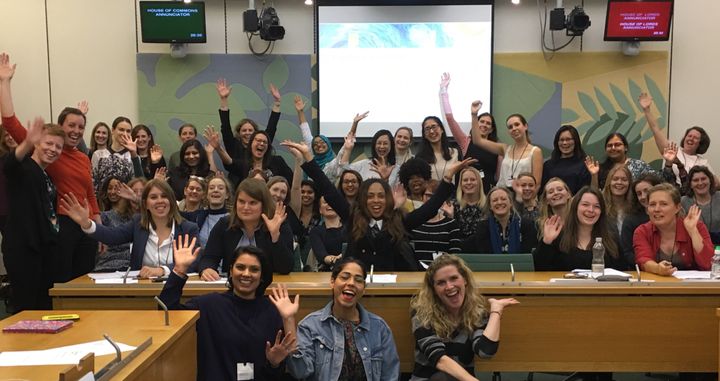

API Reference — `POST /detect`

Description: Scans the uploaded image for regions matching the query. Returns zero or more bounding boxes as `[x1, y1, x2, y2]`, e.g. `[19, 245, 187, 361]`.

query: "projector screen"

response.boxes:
[317, 1, 494, 139]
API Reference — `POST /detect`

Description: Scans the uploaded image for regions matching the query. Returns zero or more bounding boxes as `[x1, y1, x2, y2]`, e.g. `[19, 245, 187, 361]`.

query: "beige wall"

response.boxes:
[0, 0, 714, 169]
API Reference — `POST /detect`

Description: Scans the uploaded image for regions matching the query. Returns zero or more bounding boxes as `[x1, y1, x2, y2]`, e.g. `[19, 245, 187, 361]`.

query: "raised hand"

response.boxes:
[392, 182, 407, 210]
[439, 72, 451, 90]
[683, 205, 702, 233]
[59, 192, 91, 229]
[265, 330, 297, 367]
[216, 78, 232, 99]
[638, 92, 653, 111]
[353, 111, 369, 124]
[446, 157, 479, 179]
[150, 144, 164, 164]
[370, 159, 395, 181]
[662, 141, 678, 164]
[584, 155, 599, 176]
[117, 182, 140, 204]
[280, 140, 313, 162]
[542, 214, 563, 244]
[154, 166, 168, 181]
[0, 53, 17, 82]
[487, 297, 520, 314]
[294, 95, 305, 112]
[441, 201, 455, 218]
[24, 116, 46, 146]
[269, 283, 300, 320]
[471, 100, 483, 115]
[269, 83, 281, 102]
[343, 132, 356, 151]
[118, 133, 137, 155]
[262, 201, 288, 242]
[76, 100, 90, 115]
[172, 234, 200, 275]
[203, 126, 220, 150]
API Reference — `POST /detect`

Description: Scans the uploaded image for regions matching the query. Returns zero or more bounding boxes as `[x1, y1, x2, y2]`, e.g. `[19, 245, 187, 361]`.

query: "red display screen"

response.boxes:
[604, 1, 673, 41]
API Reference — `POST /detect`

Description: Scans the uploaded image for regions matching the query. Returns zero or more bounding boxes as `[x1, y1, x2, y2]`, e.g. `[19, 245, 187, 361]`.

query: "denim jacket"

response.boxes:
[287, 301, 400, 381]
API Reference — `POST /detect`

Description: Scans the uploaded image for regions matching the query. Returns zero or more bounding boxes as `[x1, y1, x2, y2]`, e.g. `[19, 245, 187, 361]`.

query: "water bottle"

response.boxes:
[711, 246, 720, 279]
[591, 237, 605, 278]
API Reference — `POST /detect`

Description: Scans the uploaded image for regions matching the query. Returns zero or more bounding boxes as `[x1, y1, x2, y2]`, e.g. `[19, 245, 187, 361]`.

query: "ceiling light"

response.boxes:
[305, 0, 313, 5]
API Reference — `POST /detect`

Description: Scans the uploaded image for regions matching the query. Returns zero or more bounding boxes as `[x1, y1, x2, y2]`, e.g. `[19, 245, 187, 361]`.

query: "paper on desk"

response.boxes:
[572, 268, 632, 278]
[88, 270, 141, 280]
[0, 339, 136, 367]
[186, 278, 228, 284]
[366, 274, 397, 283]
[94, 278, 138, 284]
[673, 270, 712, 280]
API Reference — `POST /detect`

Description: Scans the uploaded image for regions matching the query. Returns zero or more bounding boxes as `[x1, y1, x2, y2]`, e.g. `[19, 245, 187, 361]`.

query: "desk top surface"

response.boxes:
[0, 310, 199, 380]
[50, 271, 720, 297]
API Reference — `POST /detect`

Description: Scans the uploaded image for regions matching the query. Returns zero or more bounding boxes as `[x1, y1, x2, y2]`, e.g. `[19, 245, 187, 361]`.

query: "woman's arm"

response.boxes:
[530, 146, 543, 193]
[266, 84, 282, 144]
[438, 73, 470, 155]
[158, 236, 201, 309]
[470, 101, 506, 156]
[294, 95, 314, 147]
[684, 206, 714, 270]
[638, 93, 668, 155]
[216, 79, 239, 158]
[289, 153, 303, 217]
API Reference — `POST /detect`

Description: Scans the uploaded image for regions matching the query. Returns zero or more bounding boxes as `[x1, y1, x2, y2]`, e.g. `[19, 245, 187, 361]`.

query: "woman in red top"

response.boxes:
[633, 183, 713, 276]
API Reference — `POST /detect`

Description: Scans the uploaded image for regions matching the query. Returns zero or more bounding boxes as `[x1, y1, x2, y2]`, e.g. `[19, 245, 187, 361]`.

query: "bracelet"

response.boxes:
[489, 311, 502, 318]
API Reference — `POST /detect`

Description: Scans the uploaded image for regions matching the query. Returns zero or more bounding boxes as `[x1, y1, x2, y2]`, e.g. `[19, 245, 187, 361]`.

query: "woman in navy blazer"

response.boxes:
[61, 179, 198, 278]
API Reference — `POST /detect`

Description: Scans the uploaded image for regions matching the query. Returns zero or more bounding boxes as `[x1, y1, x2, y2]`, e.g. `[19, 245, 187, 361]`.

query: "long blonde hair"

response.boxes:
[537, 177, 572, 238]
[456, 167, 486, 210]
[410, 255, 487, 339]
[601, 165, 632, 221]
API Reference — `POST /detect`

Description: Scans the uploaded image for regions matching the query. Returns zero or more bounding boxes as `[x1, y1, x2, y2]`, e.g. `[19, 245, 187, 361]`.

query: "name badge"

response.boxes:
[237, 362, 254, 380]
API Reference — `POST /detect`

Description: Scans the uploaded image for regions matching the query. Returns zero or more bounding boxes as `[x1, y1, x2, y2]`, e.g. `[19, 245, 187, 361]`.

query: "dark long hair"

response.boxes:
[558, 186, 619, 258]
[475, 112, 498, 142]
[178, 139, 211, 177]
[132, 124, 155, 154]
[417, 116, 452, 163]
[337, 169, 363, 199]
[629, 173, 662, 214]
[244, 130, 274, 169]
[550, 125, 586, 161]
[370, 129, 396, 165]
[301, 179, 321, 219]
[351, 179, 405, 243]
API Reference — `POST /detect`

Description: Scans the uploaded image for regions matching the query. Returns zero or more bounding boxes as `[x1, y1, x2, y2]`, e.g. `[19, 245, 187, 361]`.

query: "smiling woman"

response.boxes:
[287, 257, 400, 381]
[541, 125, 590, 194]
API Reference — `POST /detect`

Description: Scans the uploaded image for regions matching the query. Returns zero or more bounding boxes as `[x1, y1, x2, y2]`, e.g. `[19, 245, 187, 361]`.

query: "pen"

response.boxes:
[122, 266, 131, 284]
[369, 265, 374, 283]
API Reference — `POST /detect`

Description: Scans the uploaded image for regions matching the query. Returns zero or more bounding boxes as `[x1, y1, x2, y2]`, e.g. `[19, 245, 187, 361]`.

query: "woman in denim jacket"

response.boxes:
[286, 257, 400, 380]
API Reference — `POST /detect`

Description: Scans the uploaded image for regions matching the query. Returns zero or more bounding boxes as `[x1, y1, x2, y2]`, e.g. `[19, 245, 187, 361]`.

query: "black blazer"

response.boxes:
[198, 216, 293, 275]
[301, 159, 454, 271]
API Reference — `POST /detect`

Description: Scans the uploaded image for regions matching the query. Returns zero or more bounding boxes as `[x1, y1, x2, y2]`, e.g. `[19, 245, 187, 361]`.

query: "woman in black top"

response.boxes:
[224, 130, 293, 185]
[131, 124, 166, 179]
[283, 140, 476, 271]
[541, 125, 591, 194]
[534, 186, 626, 271]
[167, 139, 213, 201]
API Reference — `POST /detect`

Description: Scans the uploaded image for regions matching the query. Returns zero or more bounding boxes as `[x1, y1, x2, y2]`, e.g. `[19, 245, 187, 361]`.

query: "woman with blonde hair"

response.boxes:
[410, 254, 518, 381]
[602, 165, 632, 233]
[537, 177, 573, 237]
[451, 167, 487, 239]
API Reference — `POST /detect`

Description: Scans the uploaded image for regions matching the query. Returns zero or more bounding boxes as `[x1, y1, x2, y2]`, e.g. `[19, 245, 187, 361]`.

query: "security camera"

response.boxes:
[549, 5, 591, 36]
[243, 6, 285, 41]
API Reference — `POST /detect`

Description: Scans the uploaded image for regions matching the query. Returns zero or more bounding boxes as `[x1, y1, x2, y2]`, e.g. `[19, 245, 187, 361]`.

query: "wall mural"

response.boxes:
[138, 51, 669, 169]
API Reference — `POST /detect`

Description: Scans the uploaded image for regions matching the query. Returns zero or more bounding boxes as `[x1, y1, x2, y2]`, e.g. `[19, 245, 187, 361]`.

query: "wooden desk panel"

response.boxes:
[50, 272, 720, 373]
[0, 310, 198, 380]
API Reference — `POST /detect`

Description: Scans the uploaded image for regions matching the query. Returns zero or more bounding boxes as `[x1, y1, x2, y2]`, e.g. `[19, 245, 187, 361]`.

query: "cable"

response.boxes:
[247, 32, 273, 57]
[537, 0, 578, 60]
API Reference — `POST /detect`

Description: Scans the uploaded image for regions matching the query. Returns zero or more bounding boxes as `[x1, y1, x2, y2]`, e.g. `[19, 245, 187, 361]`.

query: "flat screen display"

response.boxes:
[140, 1, 207, 43]
[316, 1, 493, 139]
[604, 0, 673, 41]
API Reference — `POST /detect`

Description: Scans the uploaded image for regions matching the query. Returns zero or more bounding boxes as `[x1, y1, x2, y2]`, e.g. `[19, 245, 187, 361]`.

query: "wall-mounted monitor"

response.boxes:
[604, 0, 673, 41]
[316, 0, 494, 139]
[139, 1, 207, 43]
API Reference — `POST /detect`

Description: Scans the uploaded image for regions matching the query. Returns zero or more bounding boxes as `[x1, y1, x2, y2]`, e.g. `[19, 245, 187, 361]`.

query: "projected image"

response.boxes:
[317, 5, 493, 139]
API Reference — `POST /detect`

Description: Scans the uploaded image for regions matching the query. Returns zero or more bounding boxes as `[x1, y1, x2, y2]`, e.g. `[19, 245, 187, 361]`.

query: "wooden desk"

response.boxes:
[51, 272, 720, 373]
[0, 310, 198, 380]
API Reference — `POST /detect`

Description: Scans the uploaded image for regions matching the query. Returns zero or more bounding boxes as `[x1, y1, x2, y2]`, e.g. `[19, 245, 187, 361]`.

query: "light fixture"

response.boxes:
[511, 0, 520, 4]
[305, 0, 313, 5]
[183, 0, 191, 3]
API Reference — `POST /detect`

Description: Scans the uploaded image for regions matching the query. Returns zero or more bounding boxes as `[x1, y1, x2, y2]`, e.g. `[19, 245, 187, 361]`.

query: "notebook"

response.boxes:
[3, 320, 74, 334]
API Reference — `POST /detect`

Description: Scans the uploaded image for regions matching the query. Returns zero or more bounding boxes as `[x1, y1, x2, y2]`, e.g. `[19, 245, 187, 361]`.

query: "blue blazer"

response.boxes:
[90, 215, 199, 270]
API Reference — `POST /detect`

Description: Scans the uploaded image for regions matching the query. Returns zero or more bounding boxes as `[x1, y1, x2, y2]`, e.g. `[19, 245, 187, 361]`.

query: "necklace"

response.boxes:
[433, 149, 450, 181]
[509, 144, 529, 180]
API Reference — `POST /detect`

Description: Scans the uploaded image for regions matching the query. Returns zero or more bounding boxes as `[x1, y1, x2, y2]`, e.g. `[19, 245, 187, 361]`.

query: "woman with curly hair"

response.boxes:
[410, 254, 518, 381]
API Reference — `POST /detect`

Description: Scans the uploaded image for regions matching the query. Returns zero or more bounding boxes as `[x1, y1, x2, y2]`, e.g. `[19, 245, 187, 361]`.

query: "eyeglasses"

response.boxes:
[423, 124, 441, 133]
[606, 142, 624, 149]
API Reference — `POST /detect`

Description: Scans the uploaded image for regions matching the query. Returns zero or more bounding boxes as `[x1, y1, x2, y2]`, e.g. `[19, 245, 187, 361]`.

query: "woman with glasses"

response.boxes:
[338, 169, 362, 207]
[593, 133, 656, 190]
[438, 72, 500, 193]
[634, 183, 713, 275]
[178, 176, 206, 213]
[415, 116, 460, 184]
[541, 125, 591, 194]
[472, 107, 543, 192]
[61, 179, 199, 278]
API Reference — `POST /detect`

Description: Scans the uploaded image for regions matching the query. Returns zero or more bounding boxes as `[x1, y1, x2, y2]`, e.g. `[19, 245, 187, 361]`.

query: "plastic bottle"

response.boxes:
[711, 246, 720, 279]
[591, 237, 605, 278]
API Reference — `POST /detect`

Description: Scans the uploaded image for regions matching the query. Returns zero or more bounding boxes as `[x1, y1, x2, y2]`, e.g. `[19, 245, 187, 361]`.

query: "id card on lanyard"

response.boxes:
[237, 362, 254, 380]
